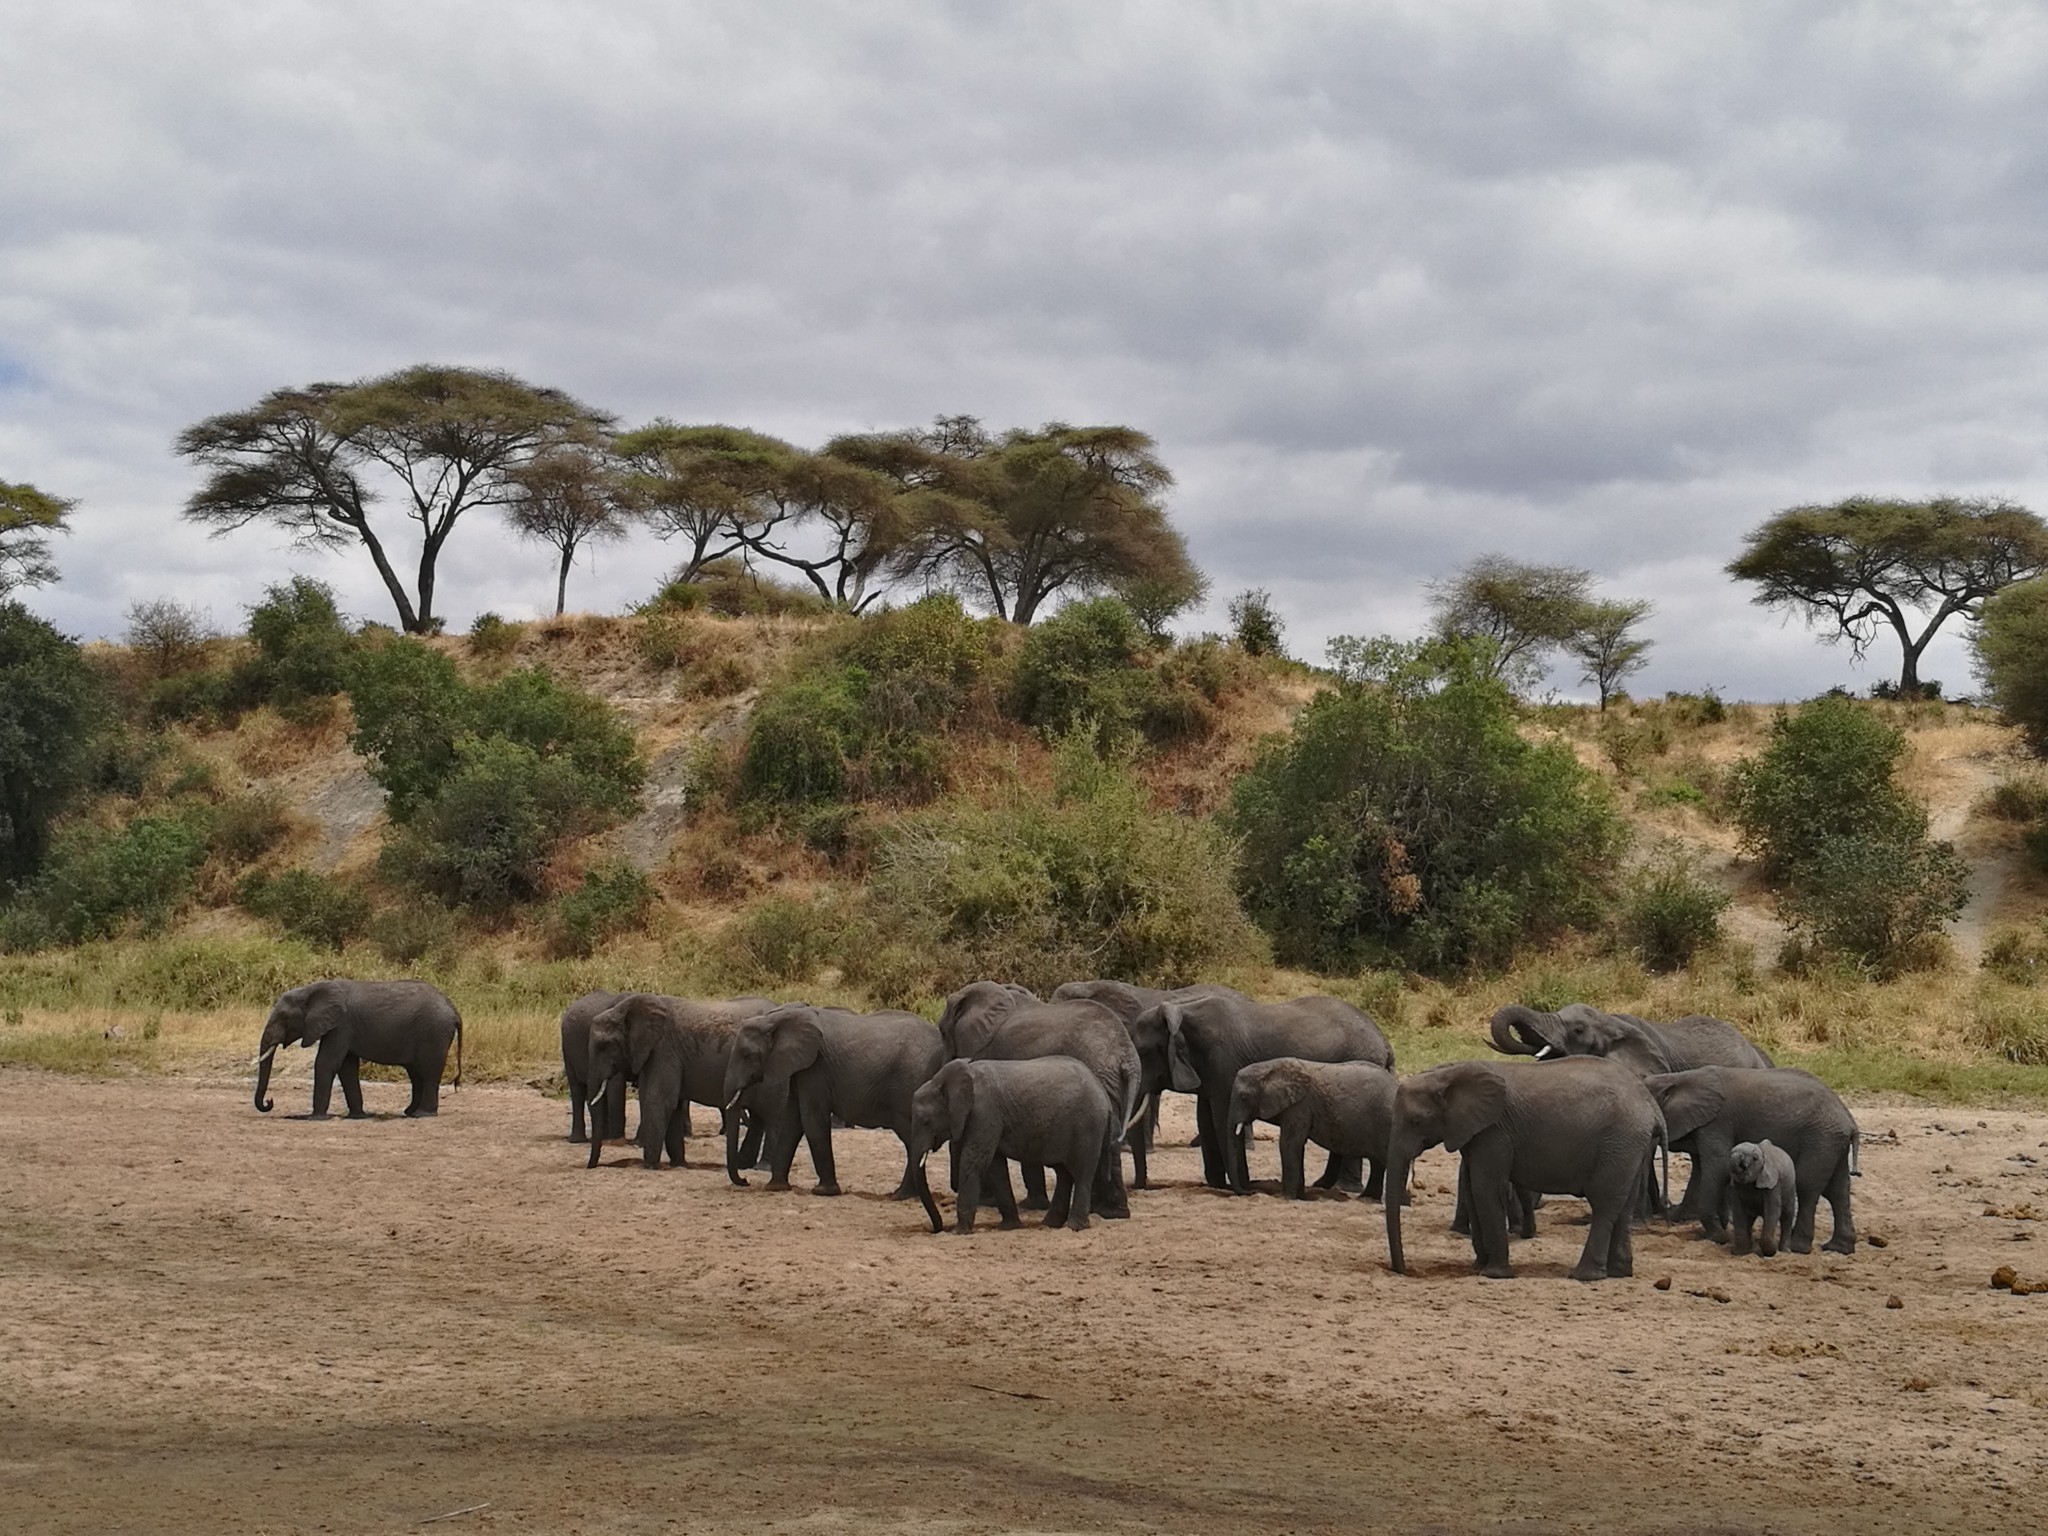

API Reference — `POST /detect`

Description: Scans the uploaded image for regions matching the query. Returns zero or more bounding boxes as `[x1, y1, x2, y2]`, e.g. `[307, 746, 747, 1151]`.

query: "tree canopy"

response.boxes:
[1973, 575, 2048, 755]
[1427, 555, 1595, 687]
[178, 365, 612, 633]
[0, 603, 107, 888]
[0, 480, 73, 596]
[504, 441, 633, 615]
[1568, 598, 1654, 710]
[1727, 495, 2048, 693]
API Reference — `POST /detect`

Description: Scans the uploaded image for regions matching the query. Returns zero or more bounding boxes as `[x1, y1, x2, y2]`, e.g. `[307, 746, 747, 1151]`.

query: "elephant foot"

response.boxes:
[305, 1111, 332, 1121]
[347, 1110, 372, 1120]
[1478, 1262, 1515, 1280]
[811, 1182, 843, 1197]
[568, 1131, 587, 1144]
[402, 1108, 437, 1118]
[1567, 1264, 1609, 1282]
[764, 1178, 794, 1193]
[1100, 1204, 1130, 1220]
[1758, 1247, 1779, 1259]
[1822, 1235, 1857, 1255]
[1019, 1197, 1051, 1212]
[887, 1186, 916, 1201]
[1787, 1236, 1815, 1255]
[1066, 1216, 1091, 1232]
[998, 1216, 1023, 1230]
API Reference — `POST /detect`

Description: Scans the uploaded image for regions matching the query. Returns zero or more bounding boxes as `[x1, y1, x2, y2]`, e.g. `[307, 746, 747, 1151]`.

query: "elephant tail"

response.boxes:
[452, 1013, 464, 1092]
[1849, 1128, 1861, 1178]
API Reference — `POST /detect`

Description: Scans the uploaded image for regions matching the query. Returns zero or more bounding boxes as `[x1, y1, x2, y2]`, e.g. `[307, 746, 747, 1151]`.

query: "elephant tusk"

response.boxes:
[724, 1093, 743, 1112]
[1533, 1044, 1557, 1061]
[1121, 1101, 1149, 1134]
[251, 1044, 280, 1067]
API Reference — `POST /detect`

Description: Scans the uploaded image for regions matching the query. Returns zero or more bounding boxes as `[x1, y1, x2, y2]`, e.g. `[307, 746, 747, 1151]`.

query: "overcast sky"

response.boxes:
[6, 1, 2048, 699]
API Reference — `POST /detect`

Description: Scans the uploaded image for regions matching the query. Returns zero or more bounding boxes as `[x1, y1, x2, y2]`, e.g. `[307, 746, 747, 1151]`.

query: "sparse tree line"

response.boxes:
[6, 376, 2048, 998]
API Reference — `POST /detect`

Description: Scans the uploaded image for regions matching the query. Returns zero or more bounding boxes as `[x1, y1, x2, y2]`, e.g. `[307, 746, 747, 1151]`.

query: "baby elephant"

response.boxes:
[1227, 1058, 1396, 1200]
[1727, 1140, 1797, 1257]
[907, 1058, 1116, 1234]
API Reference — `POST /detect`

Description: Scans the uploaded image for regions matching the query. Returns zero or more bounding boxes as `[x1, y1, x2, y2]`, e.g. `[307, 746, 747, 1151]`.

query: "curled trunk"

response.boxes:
[1489, 1006, 1549, 1057]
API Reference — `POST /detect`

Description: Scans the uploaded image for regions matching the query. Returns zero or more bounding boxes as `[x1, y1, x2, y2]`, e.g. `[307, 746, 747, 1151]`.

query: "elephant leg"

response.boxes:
[1691, 1147, 1732, 1241]
[1466, 1157, 1513, 1279]
[1819, 1156, 1857, 1254]
[1451, 1161, 1472, 1239]
[1067, 1152, 1096, 1231]
[1129, 1113, 1150, 1191]
[1572, 1186, 1626, 1282]
[1019, 1163, 1051, 1210]
[987, 1158, 1022, 1231]
[403, 1062, 436, 1117]
[1604, 1204, 1634, 1278]
[955, 1157, 984, 1235]
[663, 1101, 689, 1168]
[1363, 1157, 1386, 1202]
[1512, 1184, 1538, 1241]
[1196, 1087, 1231, 1188]
[1669, 1155, 1705, 1221]
[1277, 1123, 1310, 1199]
[338, 1055, 367, 1119]
[763, 1107, 803, 1192]
[889, 1130, 922, 1201]
[568, 1075, 587, 1142]
[1760, 1188, 1784, 1258]
[1313, 1152, 1364, 1194]
[800, 1081, 841, 1196]
[1046, 1169, 1074, 1229]
[1729, 1197, 1755, 1255]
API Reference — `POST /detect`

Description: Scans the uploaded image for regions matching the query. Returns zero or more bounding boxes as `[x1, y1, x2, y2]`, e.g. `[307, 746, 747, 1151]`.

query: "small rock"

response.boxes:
[1904, 1377, 1933, 1392]
[1885, 1295, 1903, 1310]
[1991, 1266, 2018, 1291]
[102, 1024, 124, 1041]
[1868, 1234, 1889, 1249]
[1653, 1276, 1672, 1290]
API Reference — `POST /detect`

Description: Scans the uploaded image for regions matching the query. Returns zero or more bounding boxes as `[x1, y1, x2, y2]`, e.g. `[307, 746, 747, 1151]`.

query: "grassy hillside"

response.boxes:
[4, 603, 2048, 1101]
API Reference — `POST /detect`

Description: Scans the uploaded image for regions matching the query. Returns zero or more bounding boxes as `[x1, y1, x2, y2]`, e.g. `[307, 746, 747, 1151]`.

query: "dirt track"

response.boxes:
[4, 1070, 2047, 1534]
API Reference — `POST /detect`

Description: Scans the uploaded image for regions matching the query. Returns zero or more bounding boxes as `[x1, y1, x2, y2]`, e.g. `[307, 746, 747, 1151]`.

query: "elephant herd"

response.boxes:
[251, 979, 1862, 1281]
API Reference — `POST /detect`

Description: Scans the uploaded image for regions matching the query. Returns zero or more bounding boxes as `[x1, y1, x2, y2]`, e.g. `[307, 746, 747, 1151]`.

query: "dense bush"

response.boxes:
[863, 733, 1267, 995]
[0, 811, 212, 948]
[739, 674, 867, 804]
[1228, 588, 1285, 657]
[1975, 576, 2048, 754]
[641, 560, 830, 618]
[1982, 925, 2048, 987]
[545, 860, 654, 957]
[343, 639, 473, 817]
[0, 603, 110, 888]
[1008, 596, 1223, 747]
[366, 901, 460, 966]
[1729, 697, 1968, 973]
[1618, 844, 1729, 970]
[238, 868, 371, 950]
[208, 791, 294, 867]
[1229, 637, 1626, 974]
[468, 611, 521, 659]
[151, 576, 357, 728]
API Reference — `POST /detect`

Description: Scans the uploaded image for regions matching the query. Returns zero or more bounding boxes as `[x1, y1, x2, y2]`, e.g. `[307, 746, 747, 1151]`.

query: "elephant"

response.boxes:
[1384, 1057, 1665, 1282]
[1226, 1058, 1396, 1200]
[719, 1003, 945, 1198]
[1050, 979, 1218, 1182]
[935, 980, 1041, 1057]
[906, 1058, 1118, 1233]
[560, 990, 626, 1143]
[1488, 1002, 1773, 1075]
[1643, 1066, 1858, 1254]
[1134, 990, 1393, 1192]
[1727, 1140, 1797, 1257]
[1491, 1002, 1773, 1218]
[254, 979, 462, 1119]
[583, 993, 783, 1174]
[948, 997, 1143, 1218]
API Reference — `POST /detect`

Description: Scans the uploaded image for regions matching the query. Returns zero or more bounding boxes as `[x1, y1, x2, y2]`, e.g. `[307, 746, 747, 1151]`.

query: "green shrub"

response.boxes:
[344, 638, 471, 818]
[642, 560, 829, 618]
[381, 736, 622, 911]
[468, 611, 521, 658]
[1983, 775, 2048, 823]
[2, 811, 212, 947]
[1975, 576, 2048, 754]
[1228, 588, 1285, 657]
[1974, 986, 2048, 1065]
[545, 860, 654, 958]
[1983, 926, 2048, 987]
[1729, 698, 1926, 884]
[238, 868, 371, 950]
[0, 602, 111, 889]
[1008, 597, 1219, 748]
[865, 733, 1267, 995]
[717, 894, 850, 985]
[367, 901, 459, 967]
[1776, 834, 1970, 978]
[244, 576, 353, 717]
[1619, 844, 1729, 971]
[470, 667, 642, 815]
[1662, 689, 1728, 725]
[1229, 636, 1626, 975]
[740, 674, 865, 804]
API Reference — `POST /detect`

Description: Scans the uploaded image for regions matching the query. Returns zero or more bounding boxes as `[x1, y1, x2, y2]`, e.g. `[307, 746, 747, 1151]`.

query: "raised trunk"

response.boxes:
[1489, 1006, 1547, 1056]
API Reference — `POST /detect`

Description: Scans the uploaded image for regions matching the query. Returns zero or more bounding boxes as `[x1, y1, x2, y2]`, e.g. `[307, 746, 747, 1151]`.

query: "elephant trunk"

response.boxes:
[1226, 1089, 1255, 1193]
[725, 1101, 748, 1187]
[1489, 1006, 1546, 1057]
[914, 1157, 944, 1234]
[586, 1080, 605, 1170]
[253, 1043, 277, 1113]
[1383, 1145, 1417, 1273]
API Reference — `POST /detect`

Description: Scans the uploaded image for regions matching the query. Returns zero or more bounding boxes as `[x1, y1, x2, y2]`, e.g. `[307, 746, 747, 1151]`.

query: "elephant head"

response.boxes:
[1728, 1141, 1774, 1187]
[936, 981, 1036, 1060]
[253, 982, 346, 1113]
[1228, 1058, 1311, 1140]
[1383, 1063, 1510, 1274]
[719, 1004, 826, 1184]
[584, 993, 672, 1170]
[1488, 1003, 1674, 1075]
[1132, 1001, 1203, 1095]
[906, 1061, 971, 1233]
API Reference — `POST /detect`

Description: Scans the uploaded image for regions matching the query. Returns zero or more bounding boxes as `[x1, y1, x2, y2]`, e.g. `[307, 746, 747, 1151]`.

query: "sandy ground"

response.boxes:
[4, 1071, 2048, 1535]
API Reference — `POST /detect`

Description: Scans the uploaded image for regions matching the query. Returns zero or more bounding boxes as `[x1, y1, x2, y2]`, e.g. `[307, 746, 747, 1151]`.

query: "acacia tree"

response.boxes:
[1568, 599, 1654, 710]
[615, 421, 782, 583]
[0, 480, 73, 596]
[504, 442, 632, 615]
[869, 418, 1199, 624]
[1728, 495, 2048, 694]
[1427, 555, 1594, 687]
[178, 366, 612, 633]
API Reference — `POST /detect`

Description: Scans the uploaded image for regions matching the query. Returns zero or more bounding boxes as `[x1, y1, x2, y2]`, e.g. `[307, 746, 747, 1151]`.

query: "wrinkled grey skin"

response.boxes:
[907, 1058, 1116, 1233]
[1645, 1067, 1858, 1254]
[1227, 1058, 1396, 1200]
[720, 1003, 945, 1198]
[1135, 989, 1393, 1191]
[1489, 1003, 1773, 1075]
[1050, 979, 1217, 1186]
[1727, 1140, 1798, 1257]
[950, 998, 1141, 1219]
[560, 990, 626, 1143]
[254, 979, 462, 1119]
[1384, 1058, 1665, 1283]
[583, 994, 780, 1174]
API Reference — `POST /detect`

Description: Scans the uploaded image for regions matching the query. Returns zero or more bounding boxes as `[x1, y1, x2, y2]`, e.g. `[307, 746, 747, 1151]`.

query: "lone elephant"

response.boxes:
[253, 979, 462, 1119]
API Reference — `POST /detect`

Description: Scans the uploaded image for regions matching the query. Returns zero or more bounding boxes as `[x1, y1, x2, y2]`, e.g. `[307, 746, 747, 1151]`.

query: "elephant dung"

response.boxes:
[1991, 1265, 2019, 1290]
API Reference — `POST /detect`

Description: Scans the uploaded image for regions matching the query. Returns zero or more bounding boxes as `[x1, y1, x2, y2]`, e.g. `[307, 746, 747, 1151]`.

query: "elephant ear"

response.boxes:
[625, 995, 669, 1076]
[1606, 1028, 1675, 1076]
[1442, 1067, 1509, 1154]
[761, 1011, 824, 1082]
[1646, 1071, 1724, 1142]
[1752, 1142, 1782, 1189]
[1163, 1002, 1201, 1093]
[1256, 1060, 1311, 1116]
[936, 988, 969, 1055]
[297, 985, 347, 1044]
[945, 1064, 977, 1148]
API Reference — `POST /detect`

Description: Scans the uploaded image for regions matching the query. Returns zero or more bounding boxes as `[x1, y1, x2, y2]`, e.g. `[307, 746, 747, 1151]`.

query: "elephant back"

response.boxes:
[1655, 1014, 1775, 1071]
[977, 1000, 1141, 1128]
